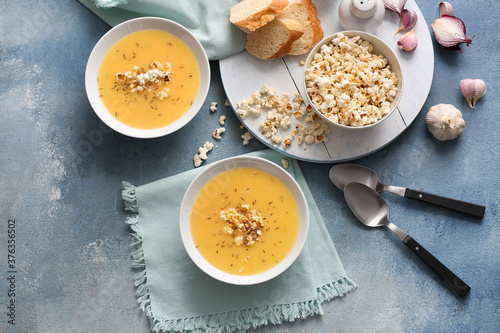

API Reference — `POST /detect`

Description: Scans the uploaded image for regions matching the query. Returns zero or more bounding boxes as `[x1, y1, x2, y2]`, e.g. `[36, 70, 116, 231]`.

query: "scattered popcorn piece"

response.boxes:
[299, 60, 306, 66]
[193, 154, 203, 168]
[304, 134, 315, 144]
[281, 159, 289, 169]
[241, 131, 254, 145]
[157, 89, 169, 100]
[210, 101, 218, 112]
[236, 97, 262, 119]
[212, 127, 225, 140]
[198, 142, 214, 159]
[225, 99, 231, 106]
[260, 84, 276, 96]
[193, 141, 214, 167]
[304, 33, 398, 127]
[219, 115, 226, 125]
[236, 84, 330, 149]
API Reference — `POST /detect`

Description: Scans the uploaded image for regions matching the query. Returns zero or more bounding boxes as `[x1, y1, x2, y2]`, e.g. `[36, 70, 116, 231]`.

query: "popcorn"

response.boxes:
[237, 84, 330, 149]
[221, 204, 264, 246]
[260, 84, 276, 96]
[241, 131, 254, 145]
[193, 154, 202, 167]
[193, 141, 214, 167]
[219, 115, 226, 125]
[305, 33, 398, 127]
[115, 61, 172, 95]
[212, 127, 225, 140]
[236, 97, 262, 119]
[281, 159, 289, 169]
[210, 101, 218, 112]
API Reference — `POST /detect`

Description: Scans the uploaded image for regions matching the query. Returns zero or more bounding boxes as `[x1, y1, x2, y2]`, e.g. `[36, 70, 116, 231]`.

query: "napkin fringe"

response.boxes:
[317, 277, 358, 303]
[122, 181, 139, 213]
[151, 299, 323, 333]
[123, 191, 153, 317]
[147, 277, 358, 333]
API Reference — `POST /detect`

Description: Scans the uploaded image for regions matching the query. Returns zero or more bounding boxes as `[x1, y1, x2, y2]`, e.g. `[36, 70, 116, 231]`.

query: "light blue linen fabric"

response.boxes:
[78, 0, 247, 60]
[122, 149, 356, 332]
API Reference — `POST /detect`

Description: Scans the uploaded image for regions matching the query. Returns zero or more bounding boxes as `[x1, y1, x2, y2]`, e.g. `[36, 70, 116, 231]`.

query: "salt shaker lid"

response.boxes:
[351, 0, 377, 18]
[338, 0, 385, 32]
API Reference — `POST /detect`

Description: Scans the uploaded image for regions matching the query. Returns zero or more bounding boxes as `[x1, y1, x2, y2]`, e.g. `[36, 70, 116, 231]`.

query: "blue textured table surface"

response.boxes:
[1, 1, 499, 332]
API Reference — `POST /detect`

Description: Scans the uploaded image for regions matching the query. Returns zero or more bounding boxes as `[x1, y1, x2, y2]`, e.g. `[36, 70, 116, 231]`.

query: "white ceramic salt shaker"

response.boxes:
[338, 0, 385, 32]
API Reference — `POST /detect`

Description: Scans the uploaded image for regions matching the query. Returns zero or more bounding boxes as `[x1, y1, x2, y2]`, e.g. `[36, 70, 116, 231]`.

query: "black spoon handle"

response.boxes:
[403, 236, 471, 297]
[404, 188, 485, 218]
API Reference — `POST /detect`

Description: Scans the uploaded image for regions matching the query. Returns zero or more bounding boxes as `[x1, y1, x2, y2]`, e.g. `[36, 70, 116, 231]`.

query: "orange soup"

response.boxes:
[97, 29, 200, 129]
[190, 167, 300, 276]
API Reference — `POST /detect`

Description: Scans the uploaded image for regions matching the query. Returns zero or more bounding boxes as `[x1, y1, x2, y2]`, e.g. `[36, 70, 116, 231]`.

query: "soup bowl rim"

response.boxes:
[179, 155, 310, 285]
[85, 16, 210, 138]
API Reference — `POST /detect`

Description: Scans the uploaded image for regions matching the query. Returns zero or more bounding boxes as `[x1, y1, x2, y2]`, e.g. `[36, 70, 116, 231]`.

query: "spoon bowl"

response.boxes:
[344, 182, 408, 241]
[343, 182, 471, 297]
[344, 182, 390, 228]
[330, 164, 485, 218]
[330, 164, 385, 192]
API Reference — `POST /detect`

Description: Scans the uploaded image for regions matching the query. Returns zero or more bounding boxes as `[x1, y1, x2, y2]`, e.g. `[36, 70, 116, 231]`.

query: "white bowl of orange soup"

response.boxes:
[85, 17, 210, 138]
[180, 156, 309, 285]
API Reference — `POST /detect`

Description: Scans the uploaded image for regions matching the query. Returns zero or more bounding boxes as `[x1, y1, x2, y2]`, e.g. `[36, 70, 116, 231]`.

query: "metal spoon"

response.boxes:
[344, 182, 471, 297]
[330, 164, 485, 218]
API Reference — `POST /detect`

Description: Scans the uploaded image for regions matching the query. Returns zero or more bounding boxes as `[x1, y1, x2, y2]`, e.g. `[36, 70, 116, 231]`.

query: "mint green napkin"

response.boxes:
[122, 149, 356, 332]
[78, 0, 246, 60]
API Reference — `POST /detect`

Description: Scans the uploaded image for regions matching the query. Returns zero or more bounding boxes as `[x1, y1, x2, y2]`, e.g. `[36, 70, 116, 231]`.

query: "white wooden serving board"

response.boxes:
[220, 0, 433, 163]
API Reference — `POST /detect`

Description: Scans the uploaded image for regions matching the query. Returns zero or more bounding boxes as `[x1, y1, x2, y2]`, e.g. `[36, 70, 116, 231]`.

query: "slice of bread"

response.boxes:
[277, 0, 323, 55]
[246, 18, 304, 59]
[230, 0, 289, 33]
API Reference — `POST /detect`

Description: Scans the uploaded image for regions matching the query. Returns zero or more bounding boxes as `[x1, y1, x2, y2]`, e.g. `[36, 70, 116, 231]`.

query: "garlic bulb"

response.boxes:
[460, 79, 486, 108]
[425, 104, 465, 141]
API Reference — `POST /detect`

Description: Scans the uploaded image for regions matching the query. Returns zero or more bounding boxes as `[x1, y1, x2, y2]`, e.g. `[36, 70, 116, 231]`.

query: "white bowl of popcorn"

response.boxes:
[304, 31, 403, 129]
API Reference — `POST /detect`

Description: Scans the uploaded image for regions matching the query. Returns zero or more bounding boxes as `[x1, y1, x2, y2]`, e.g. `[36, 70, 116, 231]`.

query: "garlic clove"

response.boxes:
[394, 8, 418, 36]
[383, 0, 407, 16]
[459, 79, 475, 108]
[431, 15, 473, 52]
[439, 2, 453, 17]
[397, 29, 418, 52]
[425, 104, 465, 141]
[460, 79, 486, 108]
[472, 80, 487, 107]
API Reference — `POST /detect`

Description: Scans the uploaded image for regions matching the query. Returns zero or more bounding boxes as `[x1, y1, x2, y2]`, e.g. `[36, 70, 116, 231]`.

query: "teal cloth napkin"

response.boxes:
[78, 0, 247, 60]
[122, 149, 356, 332]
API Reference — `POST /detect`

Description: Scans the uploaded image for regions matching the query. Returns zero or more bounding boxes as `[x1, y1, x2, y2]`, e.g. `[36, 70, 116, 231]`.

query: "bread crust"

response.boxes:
[278, 0, 323, 55]
[299, 0, 323, 49]
[245, 18, 304, 59]
[230, 0, 289, 33]
[270, 18, 305, 58]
